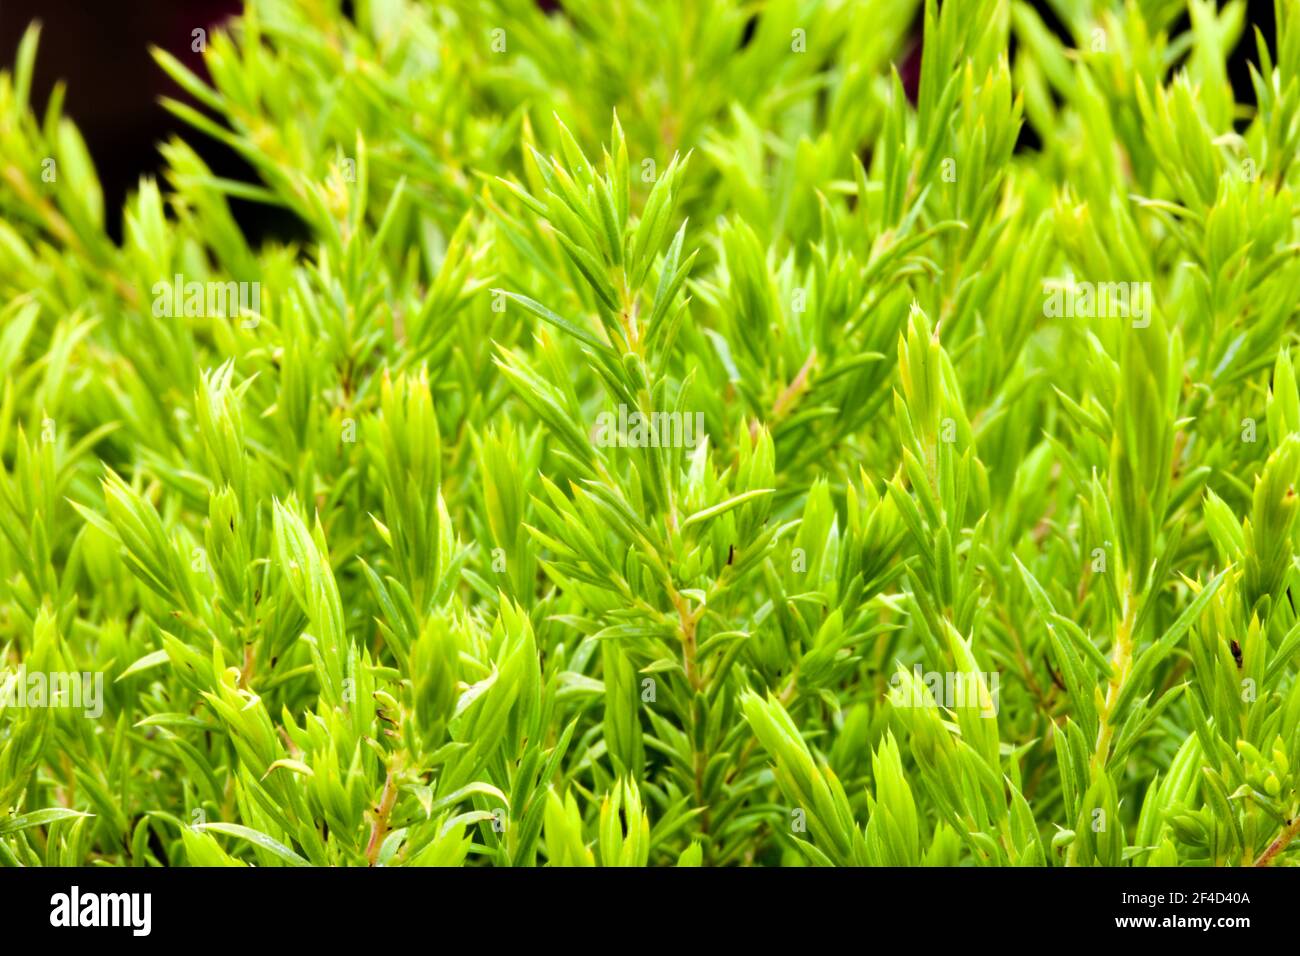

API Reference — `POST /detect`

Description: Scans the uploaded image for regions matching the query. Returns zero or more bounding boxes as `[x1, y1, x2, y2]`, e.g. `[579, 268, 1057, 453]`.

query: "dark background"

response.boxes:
[0, 0, 244, 238]
[0, 0, 1278, 243]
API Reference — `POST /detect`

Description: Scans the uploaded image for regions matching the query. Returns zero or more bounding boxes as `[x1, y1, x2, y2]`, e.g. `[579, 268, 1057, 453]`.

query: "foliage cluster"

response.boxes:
[1, 0, 1300, 867]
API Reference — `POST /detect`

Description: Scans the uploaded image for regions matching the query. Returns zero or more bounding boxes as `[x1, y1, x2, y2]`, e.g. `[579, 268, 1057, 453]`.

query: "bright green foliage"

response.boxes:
[1, 0, 1300, 867]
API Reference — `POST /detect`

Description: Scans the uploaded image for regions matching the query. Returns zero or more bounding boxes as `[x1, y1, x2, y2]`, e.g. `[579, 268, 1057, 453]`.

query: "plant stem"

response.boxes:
[1067, 589, 1136, 866]
[1090, 591, 1137, 775]
[365, 767, 399, 866]
[1254, 814, 1300, 867]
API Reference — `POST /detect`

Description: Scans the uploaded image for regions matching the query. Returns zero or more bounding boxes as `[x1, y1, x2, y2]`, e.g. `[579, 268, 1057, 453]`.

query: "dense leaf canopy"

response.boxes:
[1, 0, 1299, 867]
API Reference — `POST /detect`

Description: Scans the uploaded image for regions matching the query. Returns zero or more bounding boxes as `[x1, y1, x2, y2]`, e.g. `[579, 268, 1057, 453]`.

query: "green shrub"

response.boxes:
[1, 0, 1299, 867]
